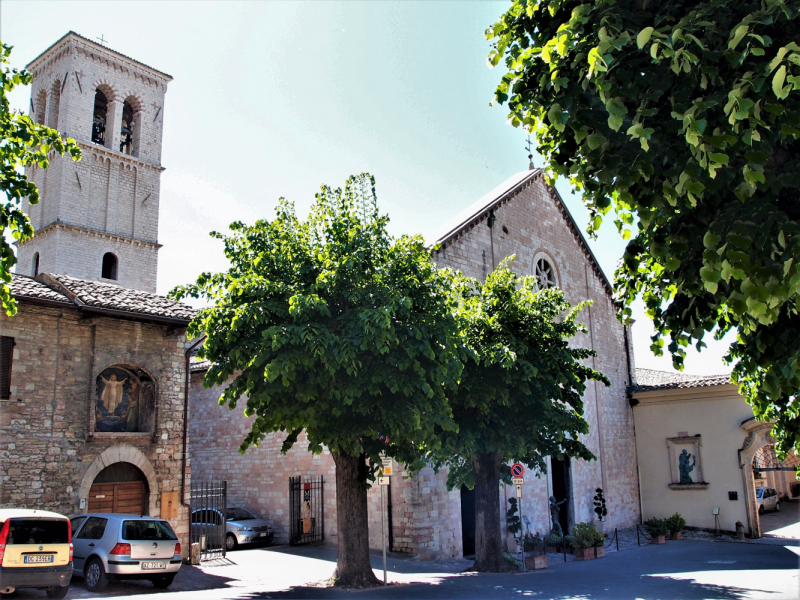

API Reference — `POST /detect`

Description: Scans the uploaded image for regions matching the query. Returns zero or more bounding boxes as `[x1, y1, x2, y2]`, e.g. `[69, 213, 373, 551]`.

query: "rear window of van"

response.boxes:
[122, 520, 177, 541]
[7, 518, 69, 545]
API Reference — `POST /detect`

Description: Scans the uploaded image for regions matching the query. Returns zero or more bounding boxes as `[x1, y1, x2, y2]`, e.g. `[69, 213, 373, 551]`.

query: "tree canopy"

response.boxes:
[0, 42, 80, 314]
[488, 0, 800, 457]
[431, 259, 608, 571]
[171, 174, 463, 586]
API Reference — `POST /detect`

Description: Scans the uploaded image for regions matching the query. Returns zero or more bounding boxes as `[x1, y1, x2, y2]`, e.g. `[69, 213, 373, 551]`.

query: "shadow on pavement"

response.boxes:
[238, 540, 799, 600]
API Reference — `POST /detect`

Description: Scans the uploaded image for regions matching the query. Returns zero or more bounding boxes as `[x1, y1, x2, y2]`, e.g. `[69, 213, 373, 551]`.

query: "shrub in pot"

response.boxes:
[644, 517, 669, 544]
[522, 533, 548, 569]
[593, 488, 608, 532]
[572, 522, 604, 560]
[666, 513, 686, 540]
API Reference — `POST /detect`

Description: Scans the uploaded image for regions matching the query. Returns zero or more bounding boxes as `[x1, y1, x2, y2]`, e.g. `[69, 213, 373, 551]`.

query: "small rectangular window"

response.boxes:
[0, 336, 14, 400]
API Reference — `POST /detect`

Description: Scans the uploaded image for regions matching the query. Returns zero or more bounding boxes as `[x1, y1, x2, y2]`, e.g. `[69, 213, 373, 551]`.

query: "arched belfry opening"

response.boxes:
[120, 99, 136, 155]
[92, 88, 109, 146]
[101, 252, 118, 280]
[89, 462, 148, 514]
[35, 89, 47, 126]
[48, 80, 61, 129]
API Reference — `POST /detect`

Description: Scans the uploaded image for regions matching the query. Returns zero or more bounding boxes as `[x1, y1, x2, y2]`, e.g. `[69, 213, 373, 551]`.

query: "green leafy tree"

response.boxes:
[488, 1, 800, 459]
[431, 261, 608, 572]
[171, 174, 463, 588]
[0, 42, 80, 314]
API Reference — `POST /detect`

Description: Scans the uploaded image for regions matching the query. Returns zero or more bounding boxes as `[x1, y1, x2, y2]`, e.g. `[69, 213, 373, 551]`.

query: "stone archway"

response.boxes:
[79, 444, 159, 516]
[739, 420, 775, 538]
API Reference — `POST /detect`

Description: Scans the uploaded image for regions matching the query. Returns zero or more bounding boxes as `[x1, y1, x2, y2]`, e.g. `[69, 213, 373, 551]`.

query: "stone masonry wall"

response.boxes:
[18, 34, 169, 294]
[0, 301, 192, 553]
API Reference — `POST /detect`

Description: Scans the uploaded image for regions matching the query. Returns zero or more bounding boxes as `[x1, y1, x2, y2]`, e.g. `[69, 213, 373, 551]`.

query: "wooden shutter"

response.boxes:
[0, 336, 14, 400]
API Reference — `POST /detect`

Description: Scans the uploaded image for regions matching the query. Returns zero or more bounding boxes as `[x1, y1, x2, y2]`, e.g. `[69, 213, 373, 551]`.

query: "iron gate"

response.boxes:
[191, 480, 227, 560]
[289, 476, 324, 545]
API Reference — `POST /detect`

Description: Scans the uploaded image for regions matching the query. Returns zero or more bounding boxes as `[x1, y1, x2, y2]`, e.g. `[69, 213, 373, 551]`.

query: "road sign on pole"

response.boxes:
[515, 484, 522, 498]
[512, 477, 524, 485]
[510, 463, 525, 478]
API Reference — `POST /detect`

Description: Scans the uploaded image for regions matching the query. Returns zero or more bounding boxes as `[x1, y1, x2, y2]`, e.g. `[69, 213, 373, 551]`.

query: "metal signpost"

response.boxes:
[510, 463, 525, 571]
[379, 454, 392, 585]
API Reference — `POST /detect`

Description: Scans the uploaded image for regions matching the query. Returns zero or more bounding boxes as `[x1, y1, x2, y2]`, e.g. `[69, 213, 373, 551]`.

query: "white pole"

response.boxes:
[381, 483, 387, 585]
[520, 494, 525, 572]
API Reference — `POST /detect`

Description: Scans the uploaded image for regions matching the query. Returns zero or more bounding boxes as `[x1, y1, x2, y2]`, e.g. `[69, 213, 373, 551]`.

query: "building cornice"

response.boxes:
[631, 383, 741, 404]
[77, 140, 165, 172]
[26, 32, 172, 85]
[19, 221, 161, 249]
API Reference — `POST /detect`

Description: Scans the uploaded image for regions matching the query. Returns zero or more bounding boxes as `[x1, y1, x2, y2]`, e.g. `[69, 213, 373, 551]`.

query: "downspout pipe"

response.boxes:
[182, 335, 206, 554]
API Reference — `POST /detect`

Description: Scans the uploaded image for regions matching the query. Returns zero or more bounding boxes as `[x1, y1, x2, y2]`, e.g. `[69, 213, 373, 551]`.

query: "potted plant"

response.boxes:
[572, 522, 604, 560]
[666, 513, 686, 540]
[593, 488, 608, 533]
[522, 532, 548, 570]
[644, 517, 669, 544]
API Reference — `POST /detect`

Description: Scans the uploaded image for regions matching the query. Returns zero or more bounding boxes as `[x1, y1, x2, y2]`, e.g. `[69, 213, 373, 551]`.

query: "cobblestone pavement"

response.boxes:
[6, 536, 798, 599]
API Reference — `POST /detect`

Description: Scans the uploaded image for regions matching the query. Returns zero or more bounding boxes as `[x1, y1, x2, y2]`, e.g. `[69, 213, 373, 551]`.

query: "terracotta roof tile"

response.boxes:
[630, 368, 732, 393]
[10, 274, 71, 304]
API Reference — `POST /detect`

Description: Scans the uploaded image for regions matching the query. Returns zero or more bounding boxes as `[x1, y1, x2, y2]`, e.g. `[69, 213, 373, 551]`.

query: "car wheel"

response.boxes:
[775, 502, 780, 512]
[226, 533, 238, 551]
[46, 586, 69, 599]
[150, 574, 176, 589]
[85, 557, 109, 592]
[758, 505, 764, 515]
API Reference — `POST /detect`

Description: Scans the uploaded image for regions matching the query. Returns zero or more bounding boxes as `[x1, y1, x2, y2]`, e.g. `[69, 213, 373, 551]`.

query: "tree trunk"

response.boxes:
[331, 451, 380, 588]
[471, 451, 508, 572]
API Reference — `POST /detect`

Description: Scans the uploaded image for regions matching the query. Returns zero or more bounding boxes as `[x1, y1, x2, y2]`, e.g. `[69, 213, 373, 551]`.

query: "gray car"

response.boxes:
[191, 508, 274, 552]
[69, 514, 182, 593]
[756, 487, 781, 514]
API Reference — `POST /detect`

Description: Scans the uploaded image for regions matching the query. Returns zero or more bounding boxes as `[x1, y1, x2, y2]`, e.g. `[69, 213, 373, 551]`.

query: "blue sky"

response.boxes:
[2, 1, 733, 374]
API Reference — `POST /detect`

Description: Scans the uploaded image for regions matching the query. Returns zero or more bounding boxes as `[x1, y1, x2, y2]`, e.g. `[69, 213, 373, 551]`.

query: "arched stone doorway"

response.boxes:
[89, 462, 148, 514]
[739, 419, 776, 538]
[79, 443, 159, 516]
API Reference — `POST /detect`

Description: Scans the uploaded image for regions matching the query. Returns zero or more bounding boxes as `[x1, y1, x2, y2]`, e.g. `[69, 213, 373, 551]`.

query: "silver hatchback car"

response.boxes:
[756, 487, 781, 514]
[69, 514, 182, 593]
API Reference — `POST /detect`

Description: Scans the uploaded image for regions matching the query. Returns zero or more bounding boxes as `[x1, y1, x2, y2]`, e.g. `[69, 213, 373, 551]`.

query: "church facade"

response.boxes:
[0, 33, 196, 554]
[190, 171, 642, 558]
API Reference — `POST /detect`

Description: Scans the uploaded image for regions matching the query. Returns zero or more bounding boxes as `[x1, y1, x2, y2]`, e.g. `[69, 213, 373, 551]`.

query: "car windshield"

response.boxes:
[122, 520, 177, 541]
[6, 518, 69, 545]
[226, 508, 256, 521]
[757, 489, 764, 498]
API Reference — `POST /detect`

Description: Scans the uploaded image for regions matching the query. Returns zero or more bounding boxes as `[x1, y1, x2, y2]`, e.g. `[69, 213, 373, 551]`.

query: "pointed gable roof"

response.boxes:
[428, 169, 614, 299]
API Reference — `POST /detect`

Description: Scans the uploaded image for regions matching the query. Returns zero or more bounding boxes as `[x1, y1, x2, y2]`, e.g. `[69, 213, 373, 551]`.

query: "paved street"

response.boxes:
[761, 500, 800, 539]
[7, 537, 799, 600]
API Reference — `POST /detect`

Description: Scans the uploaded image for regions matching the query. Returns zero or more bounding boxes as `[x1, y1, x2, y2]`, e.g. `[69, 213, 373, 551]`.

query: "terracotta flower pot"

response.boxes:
[525, 554, 548, 570]
[594, 545, 605, 558]
[546, 546, 559, 554]
[651, 534, 666, 544]
[575, 547, 595, 561]
[670, 531, 682, 540]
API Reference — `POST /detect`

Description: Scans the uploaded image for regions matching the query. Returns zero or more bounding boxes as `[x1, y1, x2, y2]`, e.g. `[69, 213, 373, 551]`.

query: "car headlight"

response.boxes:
[237, 527, 254, 532]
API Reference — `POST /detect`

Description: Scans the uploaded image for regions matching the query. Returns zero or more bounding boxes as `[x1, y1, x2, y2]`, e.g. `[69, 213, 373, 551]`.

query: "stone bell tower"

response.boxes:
[17, 32, 172, 293]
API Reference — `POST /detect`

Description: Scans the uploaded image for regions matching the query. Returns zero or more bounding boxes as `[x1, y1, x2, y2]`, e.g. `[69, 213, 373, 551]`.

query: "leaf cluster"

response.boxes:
[171, 174, 464, 476]
[432, 258, 609, 489]
[0, 42, 81, 315]
[488, 1, 800, 457]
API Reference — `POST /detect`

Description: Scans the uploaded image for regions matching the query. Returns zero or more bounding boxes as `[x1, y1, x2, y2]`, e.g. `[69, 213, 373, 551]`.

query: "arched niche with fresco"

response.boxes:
[95, 365, 155, 433]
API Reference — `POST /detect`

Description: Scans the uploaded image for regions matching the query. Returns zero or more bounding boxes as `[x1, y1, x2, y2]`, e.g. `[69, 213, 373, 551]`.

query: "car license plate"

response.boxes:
[141, 561, 167, 570]
[24, 555, 54, 564]
[260, 532, 267, 537]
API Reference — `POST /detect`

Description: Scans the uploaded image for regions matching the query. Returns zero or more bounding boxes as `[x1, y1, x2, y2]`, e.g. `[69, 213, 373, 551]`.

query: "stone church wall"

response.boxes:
[432, 173, 640, 536]
[0, 302, 192, 553]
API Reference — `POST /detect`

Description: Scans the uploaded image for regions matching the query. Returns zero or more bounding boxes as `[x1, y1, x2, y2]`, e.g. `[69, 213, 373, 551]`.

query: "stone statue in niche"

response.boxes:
[679, 449, 696, 484]
[95, 366, 154, 433]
